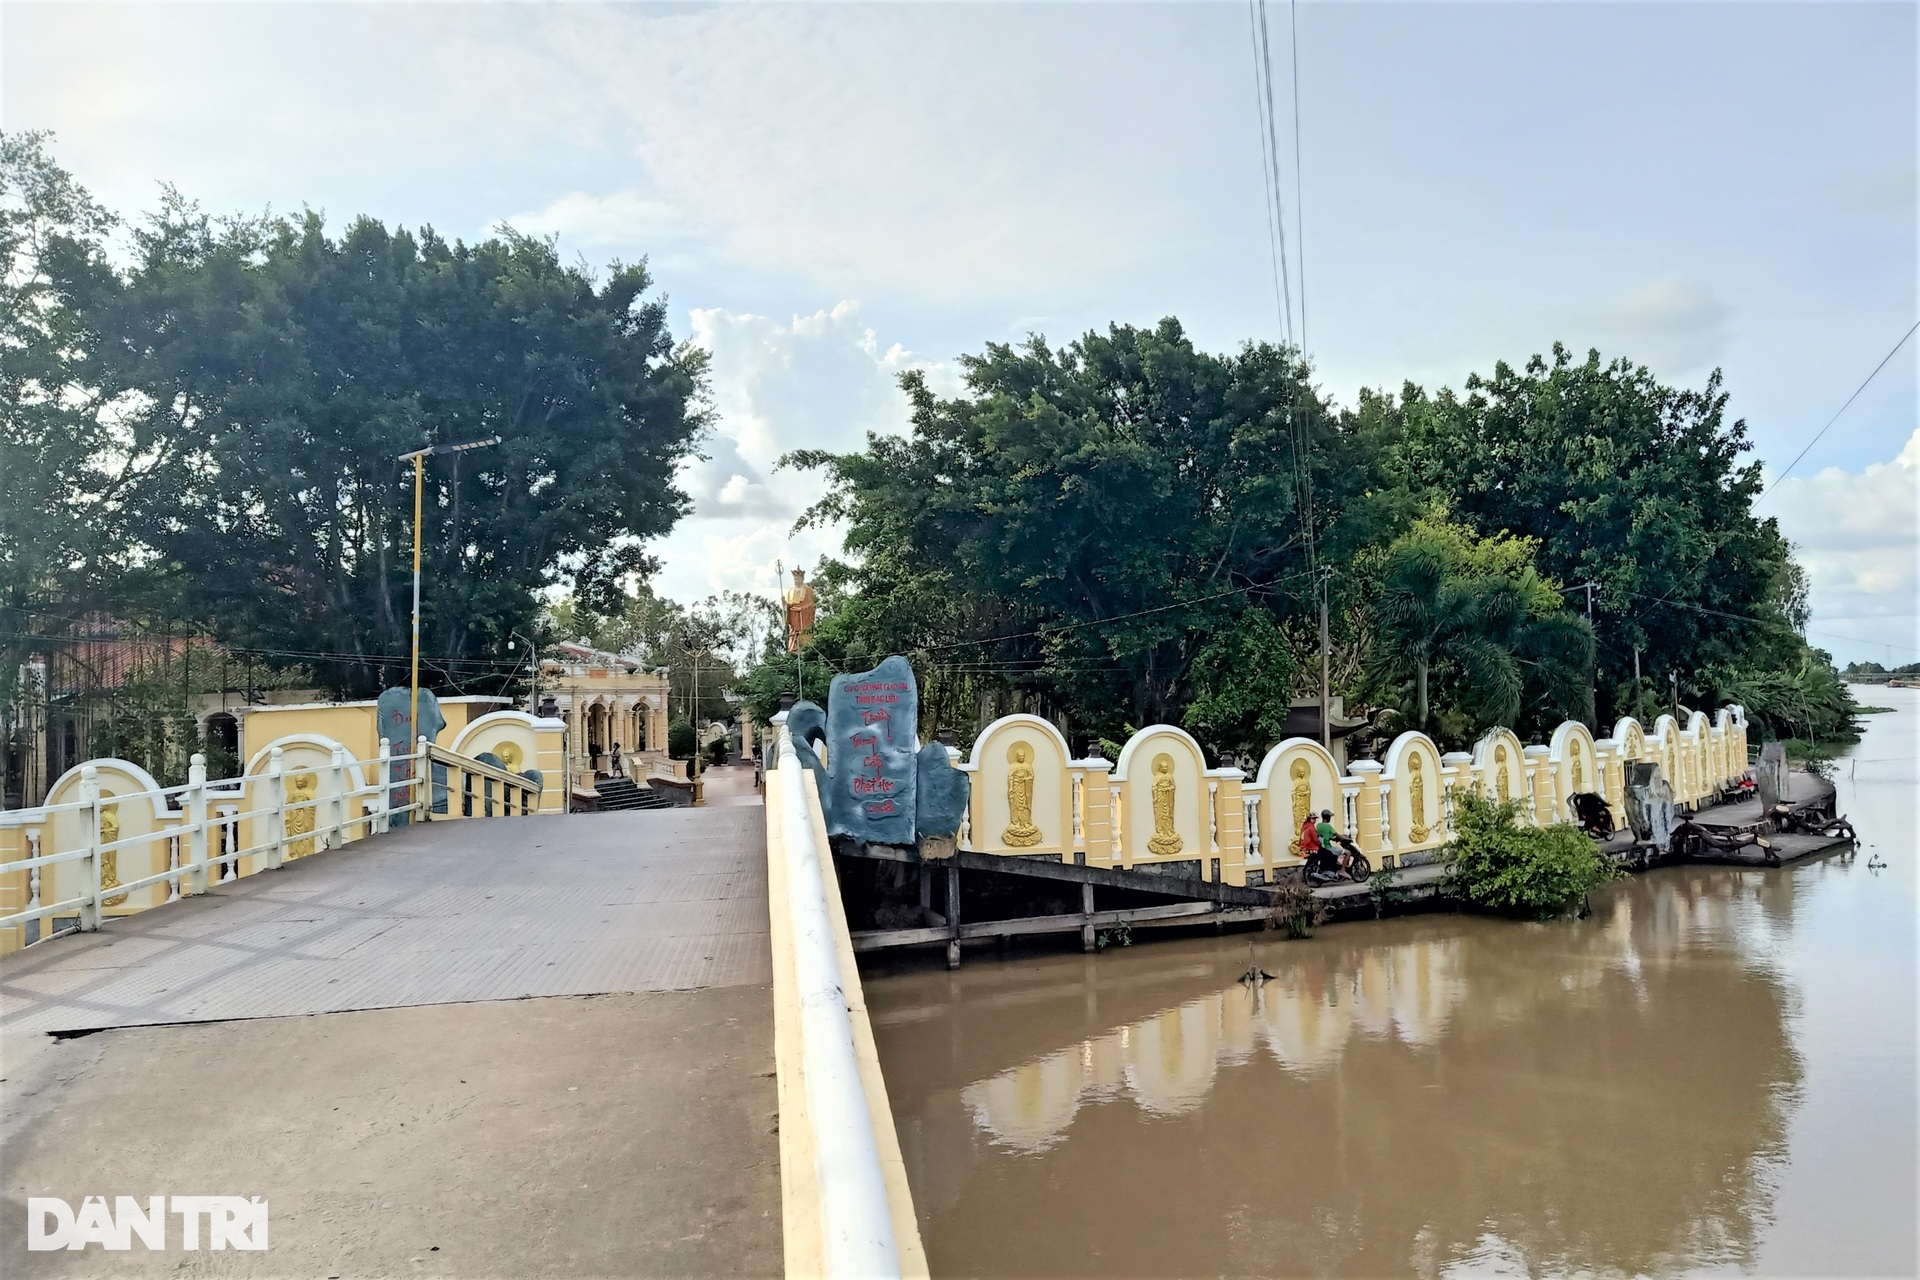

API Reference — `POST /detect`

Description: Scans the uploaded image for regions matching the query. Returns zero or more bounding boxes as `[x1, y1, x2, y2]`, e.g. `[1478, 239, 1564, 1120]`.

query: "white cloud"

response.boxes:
[646, 301, 957, 604]
[1769, 429, 1920, 665]
[1568, 276, 1731, 377]
[500, 190, 696, 248]
[489, 5, 1260, 308]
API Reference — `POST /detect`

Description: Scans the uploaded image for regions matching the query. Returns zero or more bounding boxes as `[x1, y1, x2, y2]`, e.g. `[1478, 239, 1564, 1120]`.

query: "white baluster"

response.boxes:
[186, 753, 210, 895]
[26, 829, 42, 934]
[374, 737, 392, 834]
[329, 744, 350, 848]
[416, 735, 431, 822]
[80, 764, 101, 931]
[266, 746, 287, 870]
[1208, 779, 1220, 856]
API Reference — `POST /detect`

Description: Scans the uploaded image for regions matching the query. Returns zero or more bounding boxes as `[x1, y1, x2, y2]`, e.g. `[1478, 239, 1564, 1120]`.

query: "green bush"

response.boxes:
[1444, 790, 1623, 919]
[667, 719, 696, 760]
[704, 736, 730, 766]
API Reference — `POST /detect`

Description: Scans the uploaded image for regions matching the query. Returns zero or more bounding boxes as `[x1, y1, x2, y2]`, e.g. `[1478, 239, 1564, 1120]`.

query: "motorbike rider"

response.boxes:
[1315, 809, 1351, 874]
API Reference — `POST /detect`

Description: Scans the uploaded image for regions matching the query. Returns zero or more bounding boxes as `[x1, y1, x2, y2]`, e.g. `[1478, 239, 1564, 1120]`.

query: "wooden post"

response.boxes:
[946, 864, 962, 970]
[917, 863, 931, 912]
[1081, 881, 1096, 953]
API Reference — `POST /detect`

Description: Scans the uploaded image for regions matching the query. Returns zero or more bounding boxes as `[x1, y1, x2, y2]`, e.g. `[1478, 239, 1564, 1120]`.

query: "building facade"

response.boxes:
[538, 642, 672, 781]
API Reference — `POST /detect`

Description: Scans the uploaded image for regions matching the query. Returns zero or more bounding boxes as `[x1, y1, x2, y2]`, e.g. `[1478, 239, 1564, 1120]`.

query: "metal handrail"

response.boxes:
[0, 734, 535, 942]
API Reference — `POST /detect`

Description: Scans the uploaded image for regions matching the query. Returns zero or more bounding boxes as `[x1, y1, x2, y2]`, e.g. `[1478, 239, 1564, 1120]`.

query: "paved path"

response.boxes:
[0, 807, 769, 1036]
[2, 807, 781, 1278]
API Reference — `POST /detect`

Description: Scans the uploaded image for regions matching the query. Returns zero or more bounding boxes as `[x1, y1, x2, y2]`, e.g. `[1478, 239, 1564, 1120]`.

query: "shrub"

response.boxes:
[667, 719, 696, 760]
[1444, 790, 1623, 919]
[1267, 876, 1328, 939]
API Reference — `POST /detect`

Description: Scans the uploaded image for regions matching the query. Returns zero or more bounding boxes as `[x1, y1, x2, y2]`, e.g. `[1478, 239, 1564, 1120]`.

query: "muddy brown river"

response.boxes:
[864, 690, 1917, 1277]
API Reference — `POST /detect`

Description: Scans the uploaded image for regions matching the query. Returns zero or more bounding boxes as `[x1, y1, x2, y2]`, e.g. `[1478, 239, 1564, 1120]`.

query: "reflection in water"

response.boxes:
[964, 938, 1467, 1149]
[874, 868, 1809, 1277]
[869, 682, 1920, 1280]
[870, 701, 1917, 1276]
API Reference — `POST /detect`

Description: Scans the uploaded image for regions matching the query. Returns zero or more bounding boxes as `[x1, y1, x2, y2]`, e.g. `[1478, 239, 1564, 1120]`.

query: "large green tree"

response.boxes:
[46, 193, 708, 695]
[1391, 346, 1809, 721]
[0, 133, 121, 697]
[792, 319, 1396, 752]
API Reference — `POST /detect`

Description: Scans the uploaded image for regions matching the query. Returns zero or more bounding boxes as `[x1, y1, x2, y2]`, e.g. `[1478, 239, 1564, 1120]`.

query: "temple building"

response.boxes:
[537, 642, 672, 779]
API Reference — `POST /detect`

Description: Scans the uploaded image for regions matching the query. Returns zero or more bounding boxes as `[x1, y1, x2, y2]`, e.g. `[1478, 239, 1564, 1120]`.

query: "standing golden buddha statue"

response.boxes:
[784, 568, 818, 654]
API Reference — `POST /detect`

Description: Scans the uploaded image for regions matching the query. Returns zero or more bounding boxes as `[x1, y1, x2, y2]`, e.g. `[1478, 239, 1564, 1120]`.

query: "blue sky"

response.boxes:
[6, 1, 1914, 663]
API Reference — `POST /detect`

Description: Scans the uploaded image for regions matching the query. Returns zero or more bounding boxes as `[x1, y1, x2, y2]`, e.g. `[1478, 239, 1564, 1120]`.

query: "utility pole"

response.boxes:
[397, 436, 499, 748]
[1668, 669, 1680, 724]
[1318, 566, 1332, 750]
[1576, 581, 1598, 727]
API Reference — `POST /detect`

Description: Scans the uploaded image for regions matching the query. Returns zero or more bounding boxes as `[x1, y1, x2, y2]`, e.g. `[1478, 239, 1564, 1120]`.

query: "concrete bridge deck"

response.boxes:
[1, 800, 780, 1277]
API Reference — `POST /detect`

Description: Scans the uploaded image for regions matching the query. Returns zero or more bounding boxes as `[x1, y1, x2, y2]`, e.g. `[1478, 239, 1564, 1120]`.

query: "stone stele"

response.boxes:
[824, 657, 919, 846]
[375, 687, 446, 826]
[915, 742, 969, 847]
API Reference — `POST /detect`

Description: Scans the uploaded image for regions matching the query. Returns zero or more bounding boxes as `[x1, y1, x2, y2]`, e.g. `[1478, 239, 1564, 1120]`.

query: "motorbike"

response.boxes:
[1303, 841, 1372, 884]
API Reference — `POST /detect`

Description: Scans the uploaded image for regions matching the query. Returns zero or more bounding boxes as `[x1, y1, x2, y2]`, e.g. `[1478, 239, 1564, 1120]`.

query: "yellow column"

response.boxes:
[1523, 745, 1552, 825]
[0, 821, 28, 954]
[1207, 768, 1247, 885]
[1349, 761, 1384, 856]
[1076, 760, 1114, 868]
[1596, 738, 1626, 827]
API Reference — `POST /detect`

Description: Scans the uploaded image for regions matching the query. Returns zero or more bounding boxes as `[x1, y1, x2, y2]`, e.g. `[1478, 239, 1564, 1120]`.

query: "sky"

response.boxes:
[5, 1, 1914, 665]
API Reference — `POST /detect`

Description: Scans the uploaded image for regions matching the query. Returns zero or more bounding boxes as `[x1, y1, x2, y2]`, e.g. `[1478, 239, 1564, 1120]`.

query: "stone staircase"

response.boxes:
[593, 774, 676, 811]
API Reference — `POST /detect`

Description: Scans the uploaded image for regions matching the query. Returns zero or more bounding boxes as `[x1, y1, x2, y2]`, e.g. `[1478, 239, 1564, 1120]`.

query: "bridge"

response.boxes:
[1, 741, 924, 1278]
[1, 693, 1786, 1276]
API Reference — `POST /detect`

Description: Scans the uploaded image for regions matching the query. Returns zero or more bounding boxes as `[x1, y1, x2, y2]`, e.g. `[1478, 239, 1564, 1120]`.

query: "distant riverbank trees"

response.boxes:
[763, 323, 1855, 757]
[2, 131, 706, 707]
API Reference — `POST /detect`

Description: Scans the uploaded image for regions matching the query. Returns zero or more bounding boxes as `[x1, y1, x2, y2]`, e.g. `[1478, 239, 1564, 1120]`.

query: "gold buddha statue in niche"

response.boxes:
[1002, 741, 1042, 848]
[287, 771, 319, 858]
[1147, 753, 1183, 855]
[1287, 758, 1312, 855]
[100, 801, 126, 907]
[1494, 744, 1511, 802]
[1408, 752, 1430, 842]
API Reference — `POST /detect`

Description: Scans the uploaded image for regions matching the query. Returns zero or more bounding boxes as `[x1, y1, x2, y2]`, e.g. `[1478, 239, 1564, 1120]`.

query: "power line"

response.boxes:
[1246, 0, 1289, 345]
[917, 568, 1318, 655]
[1287, 0, 1306, 351]
[1249, 0, 1295, 344]
[1618, 591, 1920, 655]
[1760, 317, 1919, 501]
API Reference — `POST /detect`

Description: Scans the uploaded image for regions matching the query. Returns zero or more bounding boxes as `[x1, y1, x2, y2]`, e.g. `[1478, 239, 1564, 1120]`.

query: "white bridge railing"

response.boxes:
[0, 736, 541, 948]
[764, 721, 926, 1279]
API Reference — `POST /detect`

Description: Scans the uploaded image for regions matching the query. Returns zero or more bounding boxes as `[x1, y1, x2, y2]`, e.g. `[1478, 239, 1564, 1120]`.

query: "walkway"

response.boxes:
[1, 806, 779, 1277]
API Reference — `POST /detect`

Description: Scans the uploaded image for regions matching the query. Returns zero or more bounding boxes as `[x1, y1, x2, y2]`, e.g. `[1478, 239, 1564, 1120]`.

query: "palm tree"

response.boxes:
[1369, 523, 1592, 741]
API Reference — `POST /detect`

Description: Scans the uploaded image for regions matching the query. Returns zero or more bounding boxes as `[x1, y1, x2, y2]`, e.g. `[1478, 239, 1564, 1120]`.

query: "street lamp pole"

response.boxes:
[398, 436, 500, 747]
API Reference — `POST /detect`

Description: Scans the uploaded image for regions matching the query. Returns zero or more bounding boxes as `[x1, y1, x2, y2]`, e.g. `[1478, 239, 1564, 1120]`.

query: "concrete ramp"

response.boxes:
[0, 808, 769, 1036]
[1, 806, 781, 1278]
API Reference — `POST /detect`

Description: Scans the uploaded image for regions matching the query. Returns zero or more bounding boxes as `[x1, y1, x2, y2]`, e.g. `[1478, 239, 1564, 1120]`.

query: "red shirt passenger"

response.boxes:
[1299, 815, 1321, 854]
